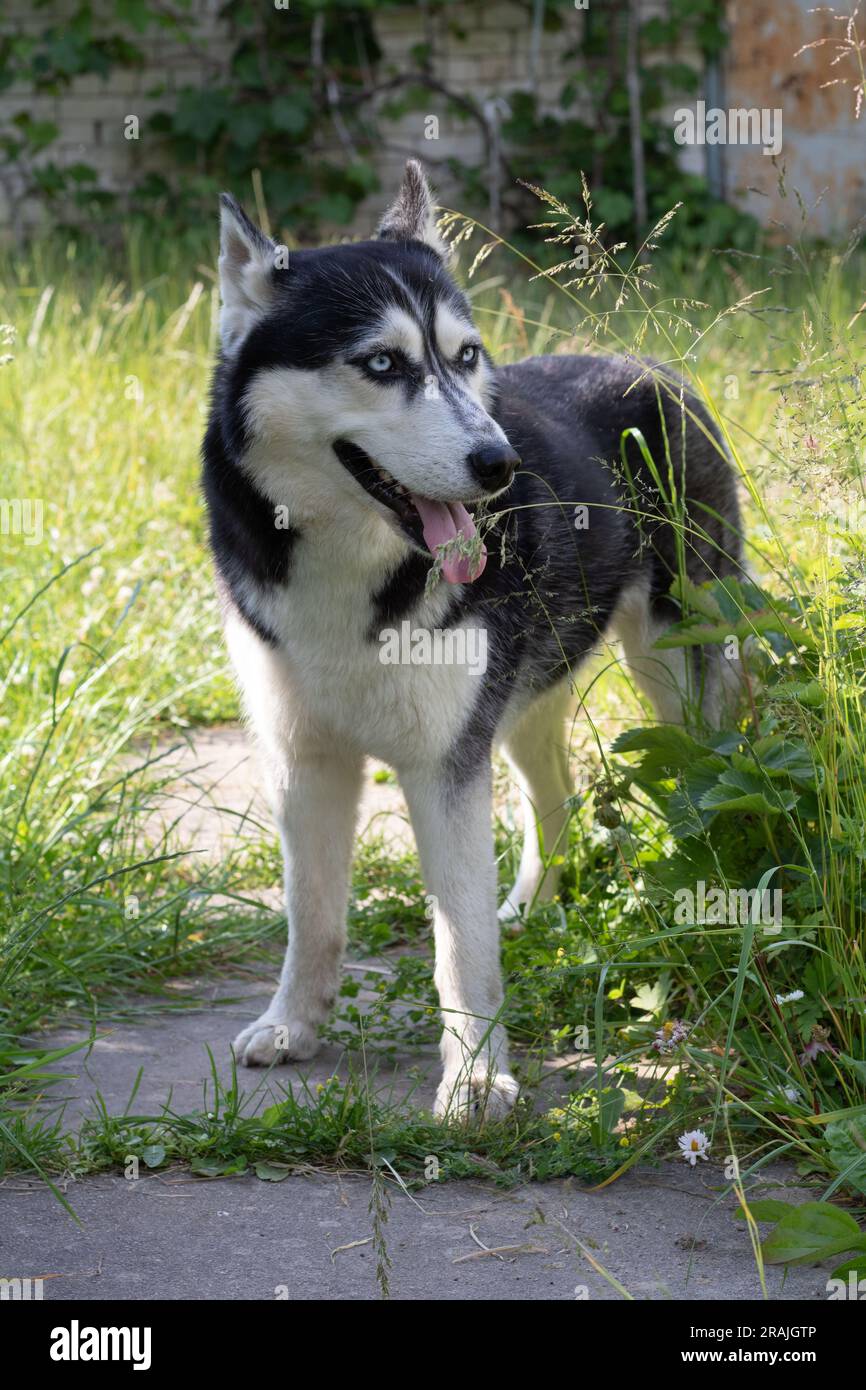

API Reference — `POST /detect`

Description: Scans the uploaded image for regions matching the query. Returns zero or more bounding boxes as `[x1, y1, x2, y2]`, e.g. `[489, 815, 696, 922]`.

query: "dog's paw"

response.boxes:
[434, 1068, 519, 1124]
[497, 896, 527, 935]
[497, 895, 522, 923]
[232, 1016, 320, 1067]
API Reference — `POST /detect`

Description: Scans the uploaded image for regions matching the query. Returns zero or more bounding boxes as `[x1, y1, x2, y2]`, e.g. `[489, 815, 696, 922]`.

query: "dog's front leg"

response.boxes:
[233, 735, 363, 1067]
[401, 761, 517, 1121]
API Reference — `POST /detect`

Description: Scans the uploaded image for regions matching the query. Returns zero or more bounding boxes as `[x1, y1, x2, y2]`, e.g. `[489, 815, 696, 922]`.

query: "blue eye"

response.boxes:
[367, 352, 394, 373]
[460, 343, 479, 366]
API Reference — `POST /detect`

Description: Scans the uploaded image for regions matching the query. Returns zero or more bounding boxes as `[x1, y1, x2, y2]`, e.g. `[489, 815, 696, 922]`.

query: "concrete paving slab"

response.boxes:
[0, 1163, 833, 1302]
[32, 962, 443, 1130]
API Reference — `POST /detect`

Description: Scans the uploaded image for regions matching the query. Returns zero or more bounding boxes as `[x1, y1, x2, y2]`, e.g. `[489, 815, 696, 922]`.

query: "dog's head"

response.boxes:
[216, 161, 519, 582]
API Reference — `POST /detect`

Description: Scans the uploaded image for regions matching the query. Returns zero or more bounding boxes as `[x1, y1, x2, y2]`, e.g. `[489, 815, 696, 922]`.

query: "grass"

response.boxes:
[1, 184, 865, 1224]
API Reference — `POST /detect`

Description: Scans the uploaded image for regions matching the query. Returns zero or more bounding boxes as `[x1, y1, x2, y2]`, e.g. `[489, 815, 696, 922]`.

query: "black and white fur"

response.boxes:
[202, 161, 743, 1120]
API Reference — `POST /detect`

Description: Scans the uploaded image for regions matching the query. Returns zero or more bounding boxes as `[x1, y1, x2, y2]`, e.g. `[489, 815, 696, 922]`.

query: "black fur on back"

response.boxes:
[440, 353, 742, 763]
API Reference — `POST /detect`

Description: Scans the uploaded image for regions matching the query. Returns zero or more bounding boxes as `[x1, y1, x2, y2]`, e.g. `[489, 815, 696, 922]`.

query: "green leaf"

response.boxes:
[593, 187, 633, 226]
[761, 1201, 866, 1265]
[230, 104, 269, 149]
[140, 1143, 166, 1168]
[115, 0, 151, 32]
[612, 724, 714, 775]
[13, 119, 59, 153]
[668, 575, 726, 620]
[840, 1055, 866, 1084]
[173, 89, 229, 143]
[654, 621, 735, 648]
[312, 192, 356, 224]
[666, 754, 729, 832]
[699, 768, 798, 816]
[826, 1117, 866, 1196]
[190, 1156, 247, 1177]
[830, 1254, 866, 1281]
[629, 977, 669, 1019]
[655, 606, 815, 651]
[591, 1087, 625, 1141]
[734, 1198, 792, 1223]
[701, 789, 795, 815]
[747, 735, 816, 785]
[767, 679, 824, 708]
[254, 1162, 292, 1182]
[270, 93, 311, 136]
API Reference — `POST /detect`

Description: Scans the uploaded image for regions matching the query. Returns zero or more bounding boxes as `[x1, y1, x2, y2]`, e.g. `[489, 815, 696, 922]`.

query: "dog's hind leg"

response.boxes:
[612, 580, 741, 728]
[226, 616, 364, 1066]
[498, 682, 574, 922]
[400, 760, 518, 1121]
[611, 581, 694, 724]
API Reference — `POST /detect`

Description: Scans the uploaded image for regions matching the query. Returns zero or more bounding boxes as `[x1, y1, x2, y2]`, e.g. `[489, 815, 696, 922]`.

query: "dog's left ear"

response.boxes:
[377, 159, 449, 258]
[218, 193, 280, 352]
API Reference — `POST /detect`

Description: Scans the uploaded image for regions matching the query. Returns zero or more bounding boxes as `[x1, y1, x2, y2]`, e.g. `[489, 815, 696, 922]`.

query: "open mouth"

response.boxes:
[333, 439, 487, 584]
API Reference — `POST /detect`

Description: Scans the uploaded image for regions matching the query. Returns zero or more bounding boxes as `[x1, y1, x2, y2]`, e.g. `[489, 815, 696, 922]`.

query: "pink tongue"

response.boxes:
[409, 496, 487, 583]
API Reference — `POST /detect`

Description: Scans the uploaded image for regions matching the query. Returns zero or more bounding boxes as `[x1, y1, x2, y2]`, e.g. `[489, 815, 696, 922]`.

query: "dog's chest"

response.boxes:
[254, 543, 485, 763]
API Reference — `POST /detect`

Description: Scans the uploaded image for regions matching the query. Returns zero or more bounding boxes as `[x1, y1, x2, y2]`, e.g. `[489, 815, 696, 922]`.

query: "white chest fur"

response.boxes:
[225, 514, 488, 769]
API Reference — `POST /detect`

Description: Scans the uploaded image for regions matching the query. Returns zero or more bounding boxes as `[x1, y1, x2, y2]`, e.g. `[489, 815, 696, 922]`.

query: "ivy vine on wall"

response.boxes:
[0, 0, 756, 251]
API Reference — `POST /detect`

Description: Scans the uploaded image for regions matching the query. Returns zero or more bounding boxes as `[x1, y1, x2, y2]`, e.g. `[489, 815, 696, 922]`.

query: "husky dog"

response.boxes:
[203, 161, 742, 1120]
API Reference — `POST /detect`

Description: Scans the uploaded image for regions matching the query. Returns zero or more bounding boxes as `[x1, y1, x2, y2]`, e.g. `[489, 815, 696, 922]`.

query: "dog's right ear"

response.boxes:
[218, 194, 279, 352]
[377, 160, 449, 258]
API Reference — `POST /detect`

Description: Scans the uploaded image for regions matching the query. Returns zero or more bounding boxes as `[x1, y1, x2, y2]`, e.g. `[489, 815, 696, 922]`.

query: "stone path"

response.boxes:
[141, 725, 416, 859]
[2, 1160, 829, 1302]
[2, 728, 835, 1301]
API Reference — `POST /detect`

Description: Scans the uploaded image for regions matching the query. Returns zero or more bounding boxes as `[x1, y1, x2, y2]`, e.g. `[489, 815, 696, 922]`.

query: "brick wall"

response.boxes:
[2, 2, 861, 240]
[358, 1, 588, 232]
[1, 1, 688, 237]
[0, 0, 233, 233]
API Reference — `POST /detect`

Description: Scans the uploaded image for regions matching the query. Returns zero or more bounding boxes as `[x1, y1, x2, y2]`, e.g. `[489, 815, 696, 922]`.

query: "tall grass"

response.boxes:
[0, 229, 282, 1177]
[0, 194, 864, 1202]
[450, 180, 866, 1194]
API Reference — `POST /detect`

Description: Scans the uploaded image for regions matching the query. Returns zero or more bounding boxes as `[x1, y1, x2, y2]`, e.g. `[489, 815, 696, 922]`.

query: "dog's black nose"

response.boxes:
[468, 443, 520, 492]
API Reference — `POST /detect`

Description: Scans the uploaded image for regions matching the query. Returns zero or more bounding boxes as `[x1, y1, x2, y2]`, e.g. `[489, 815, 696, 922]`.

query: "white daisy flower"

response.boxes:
[678, 1129, 710, 1165]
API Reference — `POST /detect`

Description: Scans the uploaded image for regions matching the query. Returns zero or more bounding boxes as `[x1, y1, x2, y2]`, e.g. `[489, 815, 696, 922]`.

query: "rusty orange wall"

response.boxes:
[724, 0, 865, 235]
